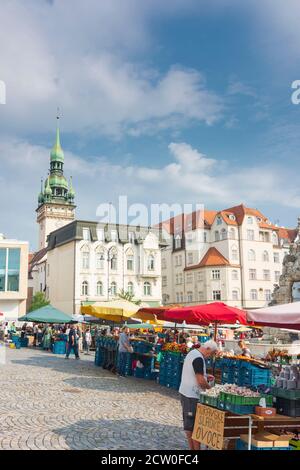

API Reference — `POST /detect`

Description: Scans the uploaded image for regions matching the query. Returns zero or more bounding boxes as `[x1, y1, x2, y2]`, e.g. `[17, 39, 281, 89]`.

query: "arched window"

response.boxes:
[232, 270, 238, 280]
[215, 231, 220, 242]
[248, 249, 256, 261]
[144, 281, 151, 296]
[221, 228, 227, 240]
[96, 281, 103, 296]
[110, 250, 117, 270]
[262, 250, 269, 262]
[148, 254, 155, 271]
[95, 247, 105, 270]
[247, 216, 253, 224]
[110, 282, 117, 296]
[231, 246, 238, 261]
[81, 245, 90, 269]
[127, 282, 134, 295]
[126, 250, 134, 271]
[81, 281, 88, 296]
[229, 228, 236, 240]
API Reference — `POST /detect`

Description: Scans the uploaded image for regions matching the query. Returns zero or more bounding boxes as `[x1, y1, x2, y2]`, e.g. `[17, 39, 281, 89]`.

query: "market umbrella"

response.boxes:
[246, 301, 300, 330]
[132, 305, 181, 324]
[234, 326, 253, 333]
[159, 302, 248, 340]
[81, 299, 149, 323]
[19, 305, 74, 324]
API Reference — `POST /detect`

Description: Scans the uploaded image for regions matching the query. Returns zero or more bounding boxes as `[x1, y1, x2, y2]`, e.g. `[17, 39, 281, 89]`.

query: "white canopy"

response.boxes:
[247, 301, 300, 330]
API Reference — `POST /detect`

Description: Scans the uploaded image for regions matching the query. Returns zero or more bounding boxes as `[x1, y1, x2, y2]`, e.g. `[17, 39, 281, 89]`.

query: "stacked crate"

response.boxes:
[220, 359, 271, 388]
[117, 352, 133, 376]
[158, 352, 184, 390]
[52, 340, 66, 355]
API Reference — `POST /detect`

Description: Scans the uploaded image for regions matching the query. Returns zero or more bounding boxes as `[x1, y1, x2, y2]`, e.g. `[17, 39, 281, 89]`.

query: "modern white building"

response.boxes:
[160, 205, 296, 309]
[0, 235, 29, 320]
[46, 221, 165, 314]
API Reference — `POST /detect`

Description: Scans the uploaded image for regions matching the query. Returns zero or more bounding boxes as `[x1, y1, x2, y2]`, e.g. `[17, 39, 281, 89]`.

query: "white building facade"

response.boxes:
[160, 204, 295, 309]
[46, 221, 165, 314]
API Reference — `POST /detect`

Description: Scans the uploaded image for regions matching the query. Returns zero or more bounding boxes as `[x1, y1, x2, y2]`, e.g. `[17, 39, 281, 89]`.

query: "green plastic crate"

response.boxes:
[223, 392, 261, 406]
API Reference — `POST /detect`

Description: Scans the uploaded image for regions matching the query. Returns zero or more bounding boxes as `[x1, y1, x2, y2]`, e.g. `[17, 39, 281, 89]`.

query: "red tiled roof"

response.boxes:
[158, 203, 295, 237]
[184, 247, 232, 270]
[278, 227, 297, 243]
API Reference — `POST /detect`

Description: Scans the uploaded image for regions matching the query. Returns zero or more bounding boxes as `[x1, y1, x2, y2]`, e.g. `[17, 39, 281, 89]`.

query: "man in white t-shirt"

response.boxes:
[179, 340, 219, 451]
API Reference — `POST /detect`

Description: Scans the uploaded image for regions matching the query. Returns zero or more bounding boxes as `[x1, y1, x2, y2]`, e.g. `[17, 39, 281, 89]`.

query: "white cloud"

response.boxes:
[1, 138, 299, 249]
[0, 0, 222, 137]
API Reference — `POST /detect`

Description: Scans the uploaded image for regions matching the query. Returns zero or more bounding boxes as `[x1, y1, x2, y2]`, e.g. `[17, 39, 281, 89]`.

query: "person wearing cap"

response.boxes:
[179, 339, 219, 451]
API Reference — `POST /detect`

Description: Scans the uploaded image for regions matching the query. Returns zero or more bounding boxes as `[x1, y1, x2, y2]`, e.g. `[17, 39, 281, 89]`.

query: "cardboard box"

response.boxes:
[255, 406, 277, 417]
[240, 433, 273, 448]
[262, 433, 290, 448]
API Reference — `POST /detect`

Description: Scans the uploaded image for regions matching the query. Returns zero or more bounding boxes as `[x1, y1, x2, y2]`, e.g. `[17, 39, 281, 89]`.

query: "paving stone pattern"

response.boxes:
[0, 347, 187, 450]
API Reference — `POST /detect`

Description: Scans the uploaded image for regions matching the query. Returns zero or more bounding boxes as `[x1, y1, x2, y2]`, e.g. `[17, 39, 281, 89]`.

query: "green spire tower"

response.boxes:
[36, 113, 76, 250]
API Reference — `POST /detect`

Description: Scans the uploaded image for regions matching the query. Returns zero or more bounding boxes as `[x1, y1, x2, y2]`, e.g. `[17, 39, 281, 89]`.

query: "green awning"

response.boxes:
[19, 305, 74, 324]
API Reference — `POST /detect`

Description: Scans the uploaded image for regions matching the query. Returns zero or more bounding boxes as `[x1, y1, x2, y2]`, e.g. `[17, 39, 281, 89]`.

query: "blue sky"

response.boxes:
[1, 0, 300, 249]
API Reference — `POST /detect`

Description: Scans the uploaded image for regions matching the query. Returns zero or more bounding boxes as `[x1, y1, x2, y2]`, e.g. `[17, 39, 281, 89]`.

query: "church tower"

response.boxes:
[36, 116, 76, 250]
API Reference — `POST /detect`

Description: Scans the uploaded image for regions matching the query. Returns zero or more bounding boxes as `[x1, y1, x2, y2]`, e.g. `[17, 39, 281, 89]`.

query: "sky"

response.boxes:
[1, 0, 300, 250]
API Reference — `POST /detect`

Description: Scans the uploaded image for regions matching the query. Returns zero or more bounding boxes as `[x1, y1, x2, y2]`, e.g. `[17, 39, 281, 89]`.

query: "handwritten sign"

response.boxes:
[192, 404, 225, 450]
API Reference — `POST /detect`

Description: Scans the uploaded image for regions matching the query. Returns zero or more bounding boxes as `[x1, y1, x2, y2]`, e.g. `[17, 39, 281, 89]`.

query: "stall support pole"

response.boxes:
[214, 322, 218, 341]
[247, 415, 253, 451]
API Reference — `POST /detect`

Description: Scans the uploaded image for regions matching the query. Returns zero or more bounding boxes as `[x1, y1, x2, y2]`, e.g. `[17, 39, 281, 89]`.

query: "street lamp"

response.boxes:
[107, 246, 115, 301]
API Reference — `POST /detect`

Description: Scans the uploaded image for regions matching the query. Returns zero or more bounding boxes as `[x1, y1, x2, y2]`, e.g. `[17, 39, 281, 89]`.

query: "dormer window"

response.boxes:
[229, 214, 236, 221]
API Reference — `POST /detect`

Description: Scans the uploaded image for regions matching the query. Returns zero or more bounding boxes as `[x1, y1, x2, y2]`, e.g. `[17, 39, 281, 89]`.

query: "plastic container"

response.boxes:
[275, 397, 300, 417]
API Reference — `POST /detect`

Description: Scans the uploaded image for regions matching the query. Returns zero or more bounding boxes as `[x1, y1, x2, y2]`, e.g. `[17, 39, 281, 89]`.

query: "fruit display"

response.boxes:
[217, 351, 267, 368]
[162, 342, 189, 354]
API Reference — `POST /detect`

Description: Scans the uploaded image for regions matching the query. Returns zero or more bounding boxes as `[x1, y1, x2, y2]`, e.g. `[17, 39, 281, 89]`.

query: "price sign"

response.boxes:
[192, 404, 225, 450]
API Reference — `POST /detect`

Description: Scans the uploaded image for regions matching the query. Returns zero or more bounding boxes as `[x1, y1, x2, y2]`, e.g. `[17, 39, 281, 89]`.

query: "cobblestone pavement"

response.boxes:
[0, 346, 187, 450]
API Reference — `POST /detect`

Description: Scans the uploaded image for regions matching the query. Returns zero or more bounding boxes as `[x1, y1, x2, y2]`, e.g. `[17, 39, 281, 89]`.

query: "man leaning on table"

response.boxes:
[179, 340, 219, 451]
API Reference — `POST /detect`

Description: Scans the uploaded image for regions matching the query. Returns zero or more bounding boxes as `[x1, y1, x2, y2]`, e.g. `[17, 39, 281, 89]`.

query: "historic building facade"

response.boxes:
[160, 204, 296, 309]
[46, 221, 165, 314]
[29, 120, 164, 313]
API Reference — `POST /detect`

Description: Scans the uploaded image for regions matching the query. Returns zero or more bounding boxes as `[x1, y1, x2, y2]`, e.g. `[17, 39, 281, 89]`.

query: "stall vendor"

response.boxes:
[238, 340, 252, 358]
[179, 340, 219, 451]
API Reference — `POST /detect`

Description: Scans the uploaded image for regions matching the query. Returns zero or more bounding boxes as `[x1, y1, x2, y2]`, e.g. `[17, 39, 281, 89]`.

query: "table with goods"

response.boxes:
[193, 354, 300, 450]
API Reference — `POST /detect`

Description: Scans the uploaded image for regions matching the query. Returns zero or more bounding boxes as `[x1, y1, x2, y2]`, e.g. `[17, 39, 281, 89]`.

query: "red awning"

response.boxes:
[158, 302, 248, 326]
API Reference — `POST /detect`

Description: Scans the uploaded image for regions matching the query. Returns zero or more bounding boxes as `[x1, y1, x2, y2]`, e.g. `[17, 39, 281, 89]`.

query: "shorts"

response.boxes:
[180, 394, 199, 432]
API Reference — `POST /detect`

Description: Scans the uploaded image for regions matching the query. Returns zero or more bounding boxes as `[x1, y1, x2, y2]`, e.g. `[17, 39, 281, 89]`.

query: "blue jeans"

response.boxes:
[66, 342, 79, 358]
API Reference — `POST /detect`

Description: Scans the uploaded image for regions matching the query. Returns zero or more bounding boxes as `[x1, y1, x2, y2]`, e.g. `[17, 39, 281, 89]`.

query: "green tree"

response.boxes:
[29, 292, 50, 312]
[118, 289, 141, 305]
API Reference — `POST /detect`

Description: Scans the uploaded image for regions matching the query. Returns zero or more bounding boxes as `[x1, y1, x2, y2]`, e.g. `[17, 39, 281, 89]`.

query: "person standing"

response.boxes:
[42, 324, 52, 351]
[179, 340, 218, 451]
[238, 340, 251, 358]
[33, 324, 38, 347]
[84, 328, 92, 355]
[65, 325, 79, 359]
[117, 327, 132, 374]
[77, 326, 83, 353]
